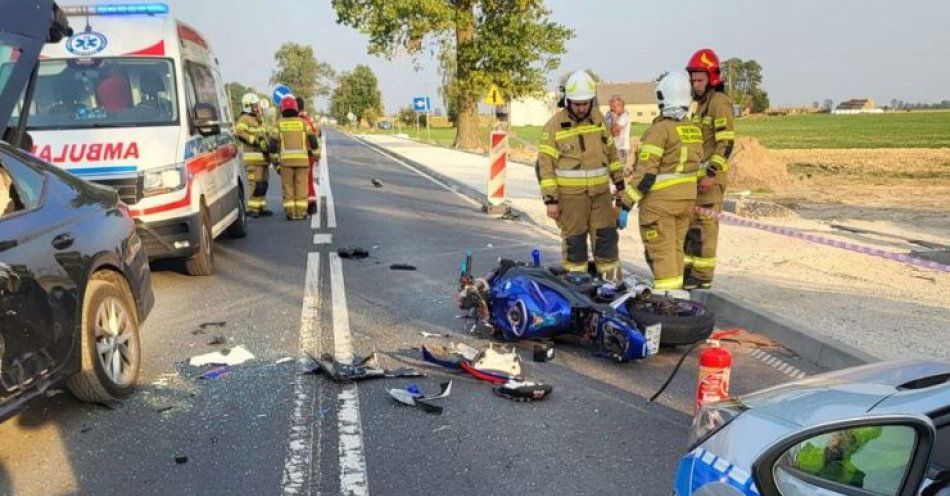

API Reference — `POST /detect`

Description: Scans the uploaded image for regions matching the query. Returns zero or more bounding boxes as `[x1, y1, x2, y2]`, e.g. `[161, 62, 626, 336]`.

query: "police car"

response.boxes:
[674, 360, 950, 495]
[8, 3, 247, 275]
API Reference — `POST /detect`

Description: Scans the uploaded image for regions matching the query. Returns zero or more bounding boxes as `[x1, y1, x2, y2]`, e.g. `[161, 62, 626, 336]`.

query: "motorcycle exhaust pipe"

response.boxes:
[632, 284, 652, 300]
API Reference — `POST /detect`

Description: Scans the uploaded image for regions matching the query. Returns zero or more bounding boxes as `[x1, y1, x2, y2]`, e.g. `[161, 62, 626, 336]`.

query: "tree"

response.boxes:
[397, 106, 416, 126]
[224, 81, 254, 118]
[722, 58, 770, 113]
[823, 99, 834, 112]
[270, 42, 336, 112]
[329, 64, 383, 125]
[333, 0, 573, 150]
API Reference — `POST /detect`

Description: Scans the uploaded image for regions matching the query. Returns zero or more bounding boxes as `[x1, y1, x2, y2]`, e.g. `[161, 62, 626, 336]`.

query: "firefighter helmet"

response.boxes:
[241, 92, 261, 113]
[655, 71, 692, 111]
[686, 48, 722, 87]
[564, 71, 596, 102]
[280, 94, 299, 113]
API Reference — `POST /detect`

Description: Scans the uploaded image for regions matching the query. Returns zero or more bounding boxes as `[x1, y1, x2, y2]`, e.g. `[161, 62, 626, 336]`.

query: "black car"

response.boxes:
[1, 0, 154, 422]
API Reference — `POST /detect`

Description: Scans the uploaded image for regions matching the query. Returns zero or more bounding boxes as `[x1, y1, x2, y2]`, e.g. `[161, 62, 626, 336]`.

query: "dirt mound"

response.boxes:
[728, 136, 791, 192]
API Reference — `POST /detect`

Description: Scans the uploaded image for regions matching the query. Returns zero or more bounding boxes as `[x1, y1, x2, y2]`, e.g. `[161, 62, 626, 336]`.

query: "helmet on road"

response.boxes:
[656, 71, 692, 113]
[241, 92, 261, 113]
[686, 48, 722, 88]
[280, 94, 299, 114]
[564, 71, 596, 102]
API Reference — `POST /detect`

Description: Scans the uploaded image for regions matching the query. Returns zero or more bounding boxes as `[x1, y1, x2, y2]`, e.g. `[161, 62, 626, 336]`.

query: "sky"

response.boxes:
[159, 0, 949, 114]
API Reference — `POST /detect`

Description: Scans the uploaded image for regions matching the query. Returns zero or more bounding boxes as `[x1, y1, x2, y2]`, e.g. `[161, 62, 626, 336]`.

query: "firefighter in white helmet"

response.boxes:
[235, 92, 272, 216]
[537, 71, 624, 281]
[617, 71, 702, 291]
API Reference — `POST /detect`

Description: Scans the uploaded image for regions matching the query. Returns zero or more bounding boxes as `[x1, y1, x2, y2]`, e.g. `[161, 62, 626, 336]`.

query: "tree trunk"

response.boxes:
[452, 0, 481, 151]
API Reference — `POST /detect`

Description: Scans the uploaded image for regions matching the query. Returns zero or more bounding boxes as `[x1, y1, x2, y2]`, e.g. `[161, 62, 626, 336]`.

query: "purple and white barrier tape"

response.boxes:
[694, 207, 950, 273]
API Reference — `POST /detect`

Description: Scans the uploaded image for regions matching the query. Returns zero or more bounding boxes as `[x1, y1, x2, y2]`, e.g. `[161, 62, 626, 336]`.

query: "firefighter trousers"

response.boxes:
[557, 192, 621, 281]
[639, 197, 694, 290]
[281, 165, 310, 219]
[684, 185, 724, 284]
[245, 162, 268, 213]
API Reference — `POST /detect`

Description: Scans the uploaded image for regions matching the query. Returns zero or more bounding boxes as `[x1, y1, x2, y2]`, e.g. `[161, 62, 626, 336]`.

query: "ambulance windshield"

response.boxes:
[2, 57, 178, 130]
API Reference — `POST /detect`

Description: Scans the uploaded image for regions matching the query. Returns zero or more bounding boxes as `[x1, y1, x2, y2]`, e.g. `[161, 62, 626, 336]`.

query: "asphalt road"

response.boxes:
[0, 128, 821, 496]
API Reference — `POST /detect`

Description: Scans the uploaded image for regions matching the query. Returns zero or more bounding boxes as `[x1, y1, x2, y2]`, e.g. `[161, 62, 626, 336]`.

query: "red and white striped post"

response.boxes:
[486, 130, 508, 213]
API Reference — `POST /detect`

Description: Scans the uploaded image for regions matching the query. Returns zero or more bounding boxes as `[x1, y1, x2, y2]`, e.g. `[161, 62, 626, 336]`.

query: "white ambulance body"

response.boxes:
[18, 3, 247, 275]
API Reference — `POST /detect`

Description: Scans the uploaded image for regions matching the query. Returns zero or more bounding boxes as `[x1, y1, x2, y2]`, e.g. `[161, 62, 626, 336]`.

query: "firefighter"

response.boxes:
[537, 71, 624, 282]
[234, 93, 272, 217]
[296, 96, 320, 215]
[277, 95, 319, 220]
[684, 48, 736, 289]
[618, 71, 702, 291]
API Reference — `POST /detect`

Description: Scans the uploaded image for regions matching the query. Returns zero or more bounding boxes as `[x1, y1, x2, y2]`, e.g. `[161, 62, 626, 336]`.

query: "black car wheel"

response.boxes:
[626, 296, 715, 346]
[67, 271, 141, 402]
[185, 202, 214, 276]
[225, 186, 249, 239]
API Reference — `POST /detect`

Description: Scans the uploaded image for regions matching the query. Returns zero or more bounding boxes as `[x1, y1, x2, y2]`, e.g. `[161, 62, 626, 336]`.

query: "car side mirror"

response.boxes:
[193, 103, 221, 137]
[751, 415, 936, 496]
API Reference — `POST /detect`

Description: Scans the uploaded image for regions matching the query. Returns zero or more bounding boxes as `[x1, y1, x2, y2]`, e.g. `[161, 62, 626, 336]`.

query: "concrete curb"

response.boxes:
[350, 133, 878, 371]
[691, 290, 878, 369]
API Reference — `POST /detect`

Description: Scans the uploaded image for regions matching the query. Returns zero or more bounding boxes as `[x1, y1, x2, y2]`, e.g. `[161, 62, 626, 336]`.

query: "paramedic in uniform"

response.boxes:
[277, 95, 318, 220]
[536, 71, 624, 282]
[618, 71, 702, 292]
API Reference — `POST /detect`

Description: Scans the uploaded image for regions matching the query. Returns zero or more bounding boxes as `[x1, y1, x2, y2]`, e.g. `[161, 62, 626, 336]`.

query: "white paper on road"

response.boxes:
[189, 345, 256, 366]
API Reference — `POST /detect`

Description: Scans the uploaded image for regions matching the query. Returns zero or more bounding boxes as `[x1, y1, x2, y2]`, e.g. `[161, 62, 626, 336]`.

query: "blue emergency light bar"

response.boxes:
[62, 3, 169, 16]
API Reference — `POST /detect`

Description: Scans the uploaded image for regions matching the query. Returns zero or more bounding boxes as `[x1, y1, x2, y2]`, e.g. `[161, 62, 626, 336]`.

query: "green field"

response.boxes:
[371, 110, 950, 150]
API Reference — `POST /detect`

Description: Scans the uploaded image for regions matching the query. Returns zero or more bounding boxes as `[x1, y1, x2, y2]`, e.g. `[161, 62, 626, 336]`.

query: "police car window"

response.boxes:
[184, 62, 220, 117]
[3, 57, 178, 130]
[0, 150, 44, 217]
[775, 425, 917, 496]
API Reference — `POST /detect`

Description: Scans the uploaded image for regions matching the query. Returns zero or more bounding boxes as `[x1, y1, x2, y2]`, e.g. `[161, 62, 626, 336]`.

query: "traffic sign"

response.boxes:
[483, 84, 504, 106]
[412, 96, 431, 113]
[272, 84, 292, 105]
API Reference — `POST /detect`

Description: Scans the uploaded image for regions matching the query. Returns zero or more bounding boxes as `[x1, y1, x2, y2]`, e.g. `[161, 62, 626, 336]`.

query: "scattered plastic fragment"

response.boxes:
[388, 381, 452, 414]
[306, 352, 422, 383]
[532, 342, 555, 362]
[156, 406, 174, 414]
[207, 335, 226, 346]
[198, 366, 231, 380]
[189, 345, 255, 367]
[390, 263, 417, 271]
[493, 381, 553, 402]
[371, 178, 383, 188]
[276, 357, 294, 364]
[420, 331, 449, 339]
[175, 455, 189, 465]
[338, 246, 369, 259]
[193, 321, 226, 334]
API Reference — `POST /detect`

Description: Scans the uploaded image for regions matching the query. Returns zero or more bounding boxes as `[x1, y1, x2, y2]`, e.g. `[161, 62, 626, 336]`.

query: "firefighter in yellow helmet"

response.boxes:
[537, 71, 625, 281]
[684, 48, 736, 289]
[235, 93, 272, 216]
[277, 95, 319, 220]
[618, 71, 702, 291]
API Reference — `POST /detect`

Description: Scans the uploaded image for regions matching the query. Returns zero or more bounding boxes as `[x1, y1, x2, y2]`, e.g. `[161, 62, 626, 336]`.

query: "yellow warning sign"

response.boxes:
[483, 84, 504, 106]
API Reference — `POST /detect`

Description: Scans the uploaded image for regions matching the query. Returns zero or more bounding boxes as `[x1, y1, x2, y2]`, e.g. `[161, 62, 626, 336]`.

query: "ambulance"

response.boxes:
[10, 3, 247, 276]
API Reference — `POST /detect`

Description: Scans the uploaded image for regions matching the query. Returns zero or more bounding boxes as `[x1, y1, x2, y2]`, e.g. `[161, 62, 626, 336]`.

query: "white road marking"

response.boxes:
[748, 349, 809, 380]
[351, 135, 481, 208]
[329, 253, 370, 496]
[280, 253, 321, 495]
[313, 233, 333, 245]
[311, 198, 322, 229]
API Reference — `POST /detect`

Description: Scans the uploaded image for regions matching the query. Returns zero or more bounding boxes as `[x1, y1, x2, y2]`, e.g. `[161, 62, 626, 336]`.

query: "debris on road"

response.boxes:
[306, 352, 423, 383]
[175, 455, 189, 465]
[193, 321, 226, 335]
[198, 366, 231, 380]
[467, 344, 523, 382]
[155, 406, 175, 414]
[207, 335, 226, 346]
[389, 263, 417, 271]
[189, 345, 255, 367]
[371, 178, 383, 188]
[388, 381, 453, 414]
[493, 381, 553, 402]
[338, 246, 369, 259]
[499, 210, 523, 221]
[275, 357, 294, 364]
[532, 342, 555, 362]
[420, 331, 450, 339]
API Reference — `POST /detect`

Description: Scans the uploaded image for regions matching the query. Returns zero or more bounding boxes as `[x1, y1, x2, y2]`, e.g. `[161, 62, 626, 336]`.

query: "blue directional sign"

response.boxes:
[272, 84, 293, 105]
[413, 96, 431, 113]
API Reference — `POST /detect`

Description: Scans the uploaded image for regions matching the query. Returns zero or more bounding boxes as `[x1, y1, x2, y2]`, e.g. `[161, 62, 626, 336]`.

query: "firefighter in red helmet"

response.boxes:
[277, 95, 319, 220]
[683, 48, 735, 289]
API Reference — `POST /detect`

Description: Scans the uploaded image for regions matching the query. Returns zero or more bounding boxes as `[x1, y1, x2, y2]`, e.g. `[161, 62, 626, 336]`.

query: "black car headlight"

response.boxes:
[687, 399, 746, 450]
[142, 162, 186, 197]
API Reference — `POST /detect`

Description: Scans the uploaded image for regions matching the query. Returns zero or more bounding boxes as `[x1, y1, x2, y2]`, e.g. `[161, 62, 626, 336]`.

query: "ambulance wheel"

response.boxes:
[185, 203, 214, 276]
[225, 185, 249, 239]
[626, 297, 714, 346]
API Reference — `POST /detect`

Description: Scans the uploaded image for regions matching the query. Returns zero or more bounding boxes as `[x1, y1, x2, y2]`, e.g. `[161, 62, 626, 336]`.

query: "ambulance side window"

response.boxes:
[183, 61, 222, 124]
